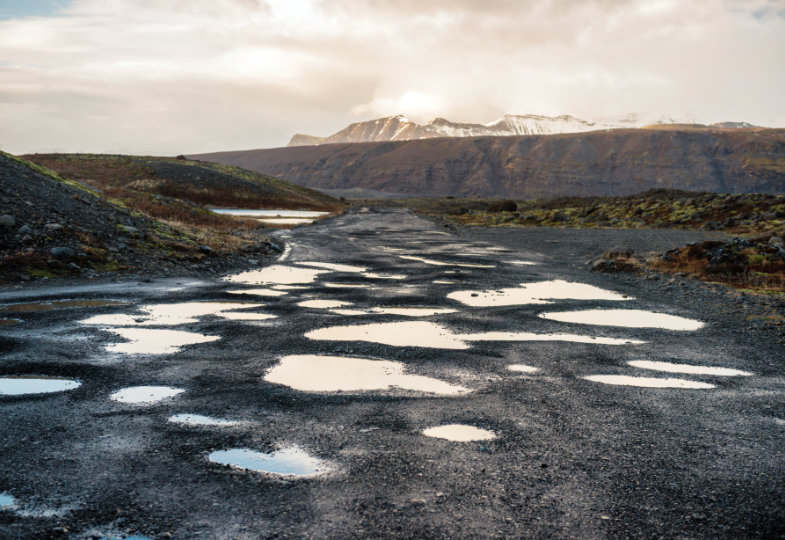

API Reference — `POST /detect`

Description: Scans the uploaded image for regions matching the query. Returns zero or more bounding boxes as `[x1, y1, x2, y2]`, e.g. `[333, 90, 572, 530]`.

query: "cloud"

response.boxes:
[0, 0, 783, 154]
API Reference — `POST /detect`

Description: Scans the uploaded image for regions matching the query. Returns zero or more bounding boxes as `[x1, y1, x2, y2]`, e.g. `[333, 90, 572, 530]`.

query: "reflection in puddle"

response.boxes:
[295, 261, 366, 272]
[0, 319, 20, 326]
[371, 307, 457, 317]
[227, 288, 288, 297]
[0, 493, 14, 508]
[105, 328, 220, 354]
[224, 265, 328, 285]
[111, 386, 185, 404]
[306, 321, 643, 348]
[298, 299, 353, 309]
[82, 302, 270, 326]
[323, 282, 372, 289]
[423, 424, 496, 441]
[0, 299, 124, 313]
[627, 360, 752, 376]
[448, 280, 630, 307]
[507, 260, 539, 266]
[168, 414, 241, 426]
[362, 272, 407, 280]
[399, 255, 495, 269]
[507, 364, 540, 373]
[266, 355, 469, 394]
[583, 375, 715, 389]
[0, 376, 81, 396]
[540, 309, 704, 331]
[208, 446, 330, 477]
[330, 309, 370, 316]
[432, 280, 457, 285]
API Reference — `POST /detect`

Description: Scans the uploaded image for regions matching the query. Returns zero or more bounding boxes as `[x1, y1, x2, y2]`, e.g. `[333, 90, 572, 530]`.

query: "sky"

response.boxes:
[0, 0, 784, 155]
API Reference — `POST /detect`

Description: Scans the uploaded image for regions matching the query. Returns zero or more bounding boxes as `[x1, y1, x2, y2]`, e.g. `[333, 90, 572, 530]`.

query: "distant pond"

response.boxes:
[210, 208, 330, 226]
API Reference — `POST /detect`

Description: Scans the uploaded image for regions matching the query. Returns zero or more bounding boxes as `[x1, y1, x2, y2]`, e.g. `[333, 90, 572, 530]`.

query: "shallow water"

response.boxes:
[211, 209, 329, 218]
[110, 386, 185, 404]
[105, 328, 220, 354]
[399, 255, 495, 269]
[208, 446, 329, 477]
[0, 299, 123, 313]
[463, 331, 644, 346]
[627, 360, 752, 376]
[322, 282, 372, 289]
[447, 280, 630, 307]
[226, 288, 288, 297]
[507, 260, 539, 266]
[583, 375, 715, 389]
[168, 414, 242, 427]
[224, 265, 328, 285]
[295, 261, 366, 272]
[0, 376, 81, 396]
[422, 424, 496, 441]
[265, 355, 469, 394]
[0, 493, 14, 508]
[81, 302, 268, 326]
[298, 299, 353, 309]
[361, 272, 407, 280]
[258, 218, 316, 225]
[507, 364, 540, 373]
[540, 309, 704, 331]
[370, 307, 458, 317]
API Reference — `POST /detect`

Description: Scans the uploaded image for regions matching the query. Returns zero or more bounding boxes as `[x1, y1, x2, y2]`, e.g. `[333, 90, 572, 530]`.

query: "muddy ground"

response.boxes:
[1, 208, 783, 539]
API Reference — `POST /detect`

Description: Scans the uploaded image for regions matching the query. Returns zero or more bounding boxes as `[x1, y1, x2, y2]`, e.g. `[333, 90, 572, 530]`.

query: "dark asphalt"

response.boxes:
[0, 208, 783, 539]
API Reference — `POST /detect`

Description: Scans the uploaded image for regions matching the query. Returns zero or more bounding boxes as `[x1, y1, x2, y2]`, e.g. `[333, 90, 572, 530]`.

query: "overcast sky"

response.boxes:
[1, 0, 784, 155]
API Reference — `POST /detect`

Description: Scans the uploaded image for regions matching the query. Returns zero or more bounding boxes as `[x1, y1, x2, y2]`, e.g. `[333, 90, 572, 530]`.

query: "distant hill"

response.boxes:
[193, 128, 785, 199]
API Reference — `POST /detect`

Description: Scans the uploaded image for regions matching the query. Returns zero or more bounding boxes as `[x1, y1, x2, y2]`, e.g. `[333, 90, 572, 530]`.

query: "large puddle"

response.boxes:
[295, 261, 366, 273]
[324, 307, 457, 317]
[627, 360, 752, 376]
[422, 424, 496, 442]
[298, 299, 353, 309]
[399, 255, 495, 269]
[0, 376, 81, 396]
[208, 446, 330, 477]
[224, 265, 328, 285]
[81, 302, 270, 326]
[226, 288, 288, 297]
[105, 328, 220, 354]
[110, 386, 185, 404]
[447, 280, 630, 307]
[265, 355, 469, 394]
[540, 309, 704, 331]
[583, 375, 715, 389]
[0, 493, 14, 508]
[306, 321, 645, 348]
[168, 414, 242, 427]
[361, 272, 407, 280]
[0, 299, 124, 313]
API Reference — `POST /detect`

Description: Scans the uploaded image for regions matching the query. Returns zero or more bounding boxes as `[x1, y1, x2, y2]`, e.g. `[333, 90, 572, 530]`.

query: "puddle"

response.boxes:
[447, 280, 630, 307]
[208, 446, 330, 477]
[298, 300, 353, 309]
[540, 309, 704, 331]
[111, 386, 185, 404]
[507, 364, 540, 373]
[306, 321, 644, 348]
[330, 309, 370, 316]
[627, 360, 752, 376]
[422, 424, 496, 442]
[81, 302, 269, 326]
[265, 354, 469, 394]
[0, 376, 81, 396]
[0, 299, 124, 313]
[0, 493, 14, 508]
[0, 319, 21, 326]
[258, 218, 316, 225]
[507, 260, 539, 266]
[323, 282, 372, 289]
[362, 272, 407, 280]
[105, 328, 220, 354]
[224, 265, 328, 285]
[432, 280, 456, 285]
[226, 288, 288, 297]
[295, 261, 366, 272]
[399, 255, 495, 269]
[272, 285, 309, 290]
[211, 209, 329, 218]
[370, 307, 458, 317]
[583, 375, 715, 389]
[168, 414, 242, 427]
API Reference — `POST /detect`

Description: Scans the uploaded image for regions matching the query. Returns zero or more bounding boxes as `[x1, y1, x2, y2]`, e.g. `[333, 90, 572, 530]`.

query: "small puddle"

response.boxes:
[0, 376, 81, 396]
[507, 260, 539, 266]
[583, 375, 715, 389]
[627, 360, 752, 376]
[507, 364, 540, 373]
[111, 386, 185, 404]
[208, 446, 330, 477]
[0, 493, 15, 508]
[540, 309, 704, 331]
[0, 299, 124, 313]
[399, 255, 495, 269]
[82, 302, 269, 326]
[370, 307, 458, 317]
[105, 328, 220, 354]
[422, 424, 496, 442]
[265, 355, 469, 394]
[322, 282, 372, 289]
[298, 300, 353, 309]
[362, 272, 406, 280]
[330, 309, 369, 316]
[224, 265, 328, 285]
[448, 280, 631, 307]
[295, 261, 366, 272]
[463, 331, 644, 346]
[432, 280, 456, 285]
[227, 288, 288, 297]
[168, 414, 242, 426]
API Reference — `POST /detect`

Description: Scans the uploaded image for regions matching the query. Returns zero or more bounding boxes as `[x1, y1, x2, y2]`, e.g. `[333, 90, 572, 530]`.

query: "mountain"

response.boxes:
[193, 127, 785, 199]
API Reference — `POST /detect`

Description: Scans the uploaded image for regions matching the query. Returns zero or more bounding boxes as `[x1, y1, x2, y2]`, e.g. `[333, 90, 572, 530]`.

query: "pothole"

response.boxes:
[110, 386, 185, 404]
[0, 376, 81, 396]
[507, 364, 540, 373]
[104, 328, 220, 355]
[448, 280, 631, 307]
[81, 302, 269, 326]
[208, 446, 331, 477]
[422, 424, 496, 442]
[224, 265, 328, 285]
[168, 414, 242, 427]
[399, 255, 495, 269]
[226, 288, 288, 297]
[298, 300, 353, 309]
[627, 360, 751, 376]
[583, 375, 715, 389]
[295, 261, 366, 272]
[540, 309, 704, 330]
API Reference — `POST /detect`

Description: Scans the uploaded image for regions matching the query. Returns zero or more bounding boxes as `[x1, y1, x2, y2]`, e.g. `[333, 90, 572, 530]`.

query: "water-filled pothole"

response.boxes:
[583, 375, 715, 389]
[0, 493, 14, 508]
[295, 261, 366, 272]
[0, 299, 124, 313]
[298, 299, 353, 309]
[226, 288, 288, 297]
[265, 355, 469, 394]
[208, 446, 330, 477]
[399, 255, 495, 269]
[422, 424, 496, 441]
[0, 376, 81, 396]
[507, 364, 540, 373]
[627, 360, 751, 376]
[362, 272, 406, 280]
[110, 386, 185, 404]
[224, 265, 328, 285]
[540, 309, 704, 330]
[81, 302, 269, 326]
[168, 414, 242, 426]
[448, 280, 630, 307]
[105, 328, 220, 355]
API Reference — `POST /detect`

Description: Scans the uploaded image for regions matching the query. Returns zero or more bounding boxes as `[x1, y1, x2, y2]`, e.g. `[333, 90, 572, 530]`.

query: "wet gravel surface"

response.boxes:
[1, 208, 783, 539]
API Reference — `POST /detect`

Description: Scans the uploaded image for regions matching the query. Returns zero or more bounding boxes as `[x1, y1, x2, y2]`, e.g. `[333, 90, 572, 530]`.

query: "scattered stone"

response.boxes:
[0, 214, 15, 228]
[17, 224, 31, 235]
[50, 246, 76, 259]
[199, 245, 213, 255]
[44, 223, 64, 232]
[603, 246, 634, 259]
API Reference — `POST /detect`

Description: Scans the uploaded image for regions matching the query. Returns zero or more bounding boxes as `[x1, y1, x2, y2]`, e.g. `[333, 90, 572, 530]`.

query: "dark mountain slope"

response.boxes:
[193, 128, 785, 198]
